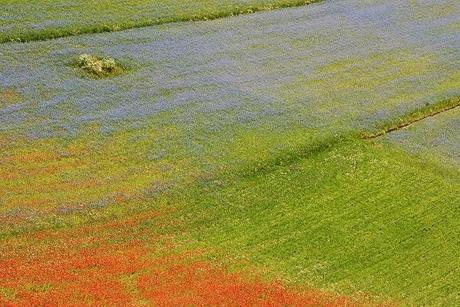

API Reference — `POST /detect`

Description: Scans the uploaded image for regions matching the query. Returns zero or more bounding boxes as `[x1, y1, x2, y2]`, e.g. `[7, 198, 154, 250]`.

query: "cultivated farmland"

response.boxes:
[0, 0, 459, 306]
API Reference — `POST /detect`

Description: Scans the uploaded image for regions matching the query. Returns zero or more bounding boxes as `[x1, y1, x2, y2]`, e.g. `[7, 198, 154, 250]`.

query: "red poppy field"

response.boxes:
[0, 211, 366, 306]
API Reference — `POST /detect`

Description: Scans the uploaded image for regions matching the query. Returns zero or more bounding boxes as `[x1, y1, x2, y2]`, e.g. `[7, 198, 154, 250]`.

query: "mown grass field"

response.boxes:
[0, 0, 459, 305]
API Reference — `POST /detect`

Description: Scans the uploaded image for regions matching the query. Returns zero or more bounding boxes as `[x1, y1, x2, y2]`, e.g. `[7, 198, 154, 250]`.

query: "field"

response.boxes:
[0, 0, 319, 43]
[1, 0, 459, 305]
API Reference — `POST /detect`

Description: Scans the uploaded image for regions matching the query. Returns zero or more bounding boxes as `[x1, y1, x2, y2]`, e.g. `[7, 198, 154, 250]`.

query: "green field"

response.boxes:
[1, 0, 459, 305]
[0, 0, 319, 42]
[171, 138, 460, 305]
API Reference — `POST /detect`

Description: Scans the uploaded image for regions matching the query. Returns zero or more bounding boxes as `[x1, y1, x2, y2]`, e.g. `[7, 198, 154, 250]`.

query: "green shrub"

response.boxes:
[76, 54, 123, 78]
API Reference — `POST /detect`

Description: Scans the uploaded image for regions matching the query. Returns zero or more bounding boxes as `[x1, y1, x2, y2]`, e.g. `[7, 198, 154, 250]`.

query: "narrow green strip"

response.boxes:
[0, 0, 321, 44]
[361, 96, 460, 139]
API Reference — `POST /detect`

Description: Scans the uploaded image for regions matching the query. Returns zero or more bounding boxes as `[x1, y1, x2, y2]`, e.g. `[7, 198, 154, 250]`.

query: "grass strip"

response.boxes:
[361, 96, 460, 139]
[0, 0, 321, 44]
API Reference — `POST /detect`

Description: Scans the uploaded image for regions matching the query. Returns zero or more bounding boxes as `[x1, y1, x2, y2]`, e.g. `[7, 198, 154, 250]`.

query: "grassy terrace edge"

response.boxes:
[361, 96, 460, 139]
[0, 0, 321, 44]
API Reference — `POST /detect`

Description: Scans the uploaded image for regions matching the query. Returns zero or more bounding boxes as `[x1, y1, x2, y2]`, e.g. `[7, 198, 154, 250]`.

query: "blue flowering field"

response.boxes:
[0, 0, 459, 305]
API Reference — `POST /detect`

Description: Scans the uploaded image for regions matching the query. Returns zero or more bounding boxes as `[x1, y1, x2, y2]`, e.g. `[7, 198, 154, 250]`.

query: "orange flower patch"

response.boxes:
[0, 243, 146, 306]
[0, 207, 372, 306]
[138, 260, 357, 306]
[0, 238, 364, 307]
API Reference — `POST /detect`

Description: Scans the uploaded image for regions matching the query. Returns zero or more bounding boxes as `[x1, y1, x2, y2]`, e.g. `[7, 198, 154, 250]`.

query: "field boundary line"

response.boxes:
[0, 0, 322, 44]
[361, 96, 460, 139]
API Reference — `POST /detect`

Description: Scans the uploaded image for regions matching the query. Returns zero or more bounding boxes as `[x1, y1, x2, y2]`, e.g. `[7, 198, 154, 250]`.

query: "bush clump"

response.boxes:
[77, 54, 123, 78]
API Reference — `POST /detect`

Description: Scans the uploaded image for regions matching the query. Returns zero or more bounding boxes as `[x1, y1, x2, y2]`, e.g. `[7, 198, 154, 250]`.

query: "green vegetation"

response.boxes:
[166, 138, 460, 305]
[1, 0, 459, 304]
[1, 127, 459, 304]
[0, 0, 320, 43]
[384, 104, 460, 168]
[362, 96, 460, 139]
[76, 54, 124, 78]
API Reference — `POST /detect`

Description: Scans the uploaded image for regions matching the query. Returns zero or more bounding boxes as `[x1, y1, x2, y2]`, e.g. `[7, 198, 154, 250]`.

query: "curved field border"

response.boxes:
[0, 0, 321, 44]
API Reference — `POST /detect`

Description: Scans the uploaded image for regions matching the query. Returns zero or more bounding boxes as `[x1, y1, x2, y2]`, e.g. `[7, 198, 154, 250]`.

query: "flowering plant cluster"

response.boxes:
[77, 54, 122, 77]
